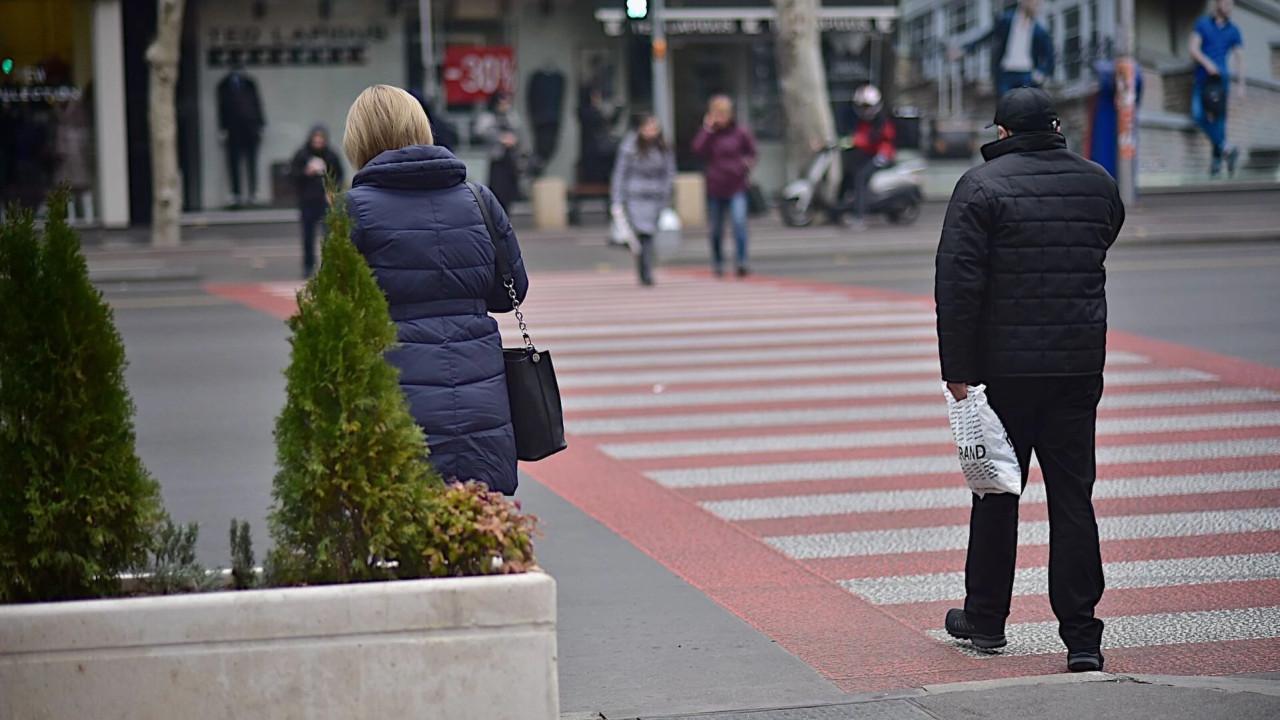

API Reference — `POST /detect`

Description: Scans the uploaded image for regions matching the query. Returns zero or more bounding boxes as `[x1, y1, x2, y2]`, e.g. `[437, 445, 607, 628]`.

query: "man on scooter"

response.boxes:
[835, 84, 896, 230]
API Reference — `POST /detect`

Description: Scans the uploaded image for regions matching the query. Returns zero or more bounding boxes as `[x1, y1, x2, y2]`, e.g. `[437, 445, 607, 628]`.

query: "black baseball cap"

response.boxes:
[987, 87, 1059, 132]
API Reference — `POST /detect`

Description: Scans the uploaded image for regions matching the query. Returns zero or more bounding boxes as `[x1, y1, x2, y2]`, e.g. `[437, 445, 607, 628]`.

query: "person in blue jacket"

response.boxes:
[1189, 0, 1245, 177]
[952, 0, 1055, 98]
[341, 84, 529, 495]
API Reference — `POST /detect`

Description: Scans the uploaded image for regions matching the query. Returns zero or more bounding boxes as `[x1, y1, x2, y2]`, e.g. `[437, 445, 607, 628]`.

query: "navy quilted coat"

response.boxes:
[347, 144, 529, 494]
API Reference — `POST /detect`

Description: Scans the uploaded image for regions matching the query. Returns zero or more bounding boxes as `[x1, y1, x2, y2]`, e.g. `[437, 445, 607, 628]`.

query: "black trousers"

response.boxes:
[964, 374, 1106, 652]
[634, 233, 654, 285]
[300, 200, 327, 276]
[226, 130, 260, 200]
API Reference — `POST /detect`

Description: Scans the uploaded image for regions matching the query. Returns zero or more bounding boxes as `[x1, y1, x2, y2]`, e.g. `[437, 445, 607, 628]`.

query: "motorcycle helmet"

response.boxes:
[853, 84, 883, 121]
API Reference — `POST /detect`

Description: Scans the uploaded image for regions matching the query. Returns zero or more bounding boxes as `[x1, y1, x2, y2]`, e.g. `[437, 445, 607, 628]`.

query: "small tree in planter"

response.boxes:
[0, 194, 164, 602]
[269, 198, 536, 585]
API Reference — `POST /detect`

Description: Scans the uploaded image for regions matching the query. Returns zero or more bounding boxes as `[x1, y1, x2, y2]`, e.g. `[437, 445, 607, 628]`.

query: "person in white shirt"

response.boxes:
[951, 0, 1056, 97]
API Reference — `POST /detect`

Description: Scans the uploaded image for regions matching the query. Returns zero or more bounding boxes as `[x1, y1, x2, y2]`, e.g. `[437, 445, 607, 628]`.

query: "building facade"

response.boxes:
[5, 0, 903, 226]
[0, 0, 130, 227]
[897, 0, 1280, 183]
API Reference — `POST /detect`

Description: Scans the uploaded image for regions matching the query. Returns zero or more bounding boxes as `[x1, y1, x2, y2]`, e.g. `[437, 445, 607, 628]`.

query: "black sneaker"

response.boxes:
[944, 608, 1007, 650]
[736, 265, 750, 278]
[1067, 649, 1105, 672]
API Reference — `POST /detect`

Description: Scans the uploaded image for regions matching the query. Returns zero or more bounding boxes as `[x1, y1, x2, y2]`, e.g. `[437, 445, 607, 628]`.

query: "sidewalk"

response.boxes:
[79, 186, 1280, 285]
[572, 672, 1280, 720]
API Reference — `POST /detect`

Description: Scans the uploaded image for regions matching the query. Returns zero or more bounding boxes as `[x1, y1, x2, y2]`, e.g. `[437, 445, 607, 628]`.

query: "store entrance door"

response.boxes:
[670, 42, 742, 172]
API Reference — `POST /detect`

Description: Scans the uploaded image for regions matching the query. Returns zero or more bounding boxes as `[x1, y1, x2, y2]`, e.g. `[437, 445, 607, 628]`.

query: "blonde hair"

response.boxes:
[342, 85, 435, 170]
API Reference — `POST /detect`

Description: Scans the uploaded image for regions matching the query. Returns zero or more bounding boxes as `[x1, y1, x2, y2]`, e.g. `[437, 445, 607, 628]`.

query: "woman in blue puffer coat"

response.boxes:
[341, 85, 529, 494]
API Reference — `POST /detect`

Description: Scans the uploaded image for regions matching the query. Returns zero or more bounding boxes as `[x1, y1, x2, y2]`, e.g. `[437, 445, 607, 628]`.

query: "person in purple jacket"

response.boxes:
[692, 95, 757, 278]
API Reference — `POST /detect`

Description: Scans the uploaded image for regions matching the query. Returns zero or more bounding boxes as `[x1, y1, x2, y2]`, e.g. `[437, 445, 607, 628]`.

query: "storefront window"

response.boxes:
[0, 0, 98, 222]
[748, 43, 783, 140]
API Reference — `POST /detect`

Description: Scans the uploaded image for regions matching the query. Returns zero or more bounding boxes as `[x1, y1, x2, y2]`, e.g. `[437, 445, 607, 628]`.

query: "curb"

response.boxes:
[571, 672, 1280, 720]
[89, 266, 202, 284]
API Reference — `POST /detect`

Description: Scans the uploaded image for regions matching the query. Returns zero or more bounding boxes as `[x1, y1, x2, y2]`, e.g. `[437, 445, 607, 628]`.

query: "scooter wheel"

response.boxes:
[886, 200, 921, 225]
[781, 198, 815, 227]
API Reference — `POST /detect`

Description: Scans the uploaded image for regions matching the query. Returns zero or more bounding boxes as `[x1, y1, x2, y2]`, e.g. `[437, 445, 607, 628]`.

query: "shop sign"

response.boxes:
[442, 46, 516, 105]
[204, 24, 389, 68]
[603, 12, 894, 37]
[0, 86, 82, 104]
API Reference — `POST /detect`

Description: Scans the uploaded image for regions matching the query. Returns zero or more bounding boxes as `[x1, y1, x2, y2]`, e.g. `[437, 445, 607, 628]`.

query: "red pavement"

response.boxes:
[206, 269, 1280, 692]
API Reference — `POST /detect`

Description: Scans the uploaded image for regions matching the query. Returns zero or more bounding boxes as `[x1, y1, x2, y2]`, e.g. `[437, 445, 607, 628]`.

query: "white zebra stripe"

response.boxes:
[502, 312, 935, 340]
[601, 411, 1280, 460]
[522, 299, 923, 321]
[765, 507, 1280, 559]
[559, 359, 943, 390]
[566, 388, 1280, 435]
[536, 327, 939, 355]
[565, 369, 1214, 412]
[702, 470, 1280, 521]
[930, 606, 1280, 658]
[843, 553, 1280, 605]
[648, 438, 1280, 489]
[553, 341, 939, 370]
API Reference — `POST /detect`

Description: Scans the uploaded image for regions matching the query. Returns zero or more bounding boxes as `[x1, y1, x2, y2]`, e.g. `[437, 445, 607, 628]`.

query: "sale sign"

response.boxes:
[443, 46, 516, 105]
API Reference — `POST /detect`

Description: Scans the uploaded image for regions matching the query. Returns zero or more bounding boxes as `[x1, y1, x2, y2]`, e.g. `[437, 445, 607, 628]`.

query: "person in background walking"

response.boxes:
[611, 113, 676, 286]
[1189, 0, 1245, 177]
[950, 0, 1055, 98]
[289, 125, 344, 278]
[692, 95, 757, 278]
[342, 84, 529, 495]
[934, 88, 1124, 673]
[474, 91, 523, 210]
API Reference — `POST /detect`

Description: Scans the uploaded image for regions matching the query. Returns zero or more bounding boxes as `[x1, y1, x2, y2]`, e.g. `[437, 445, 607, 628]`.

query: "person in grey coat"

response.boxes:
[610, 114, 676, 285]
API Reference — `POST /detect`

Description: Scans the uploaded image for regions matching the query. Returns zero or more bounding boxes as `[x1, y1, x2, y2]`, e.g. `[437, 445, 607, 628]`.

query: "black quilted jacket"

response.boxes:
[935, 132, 1125, 382]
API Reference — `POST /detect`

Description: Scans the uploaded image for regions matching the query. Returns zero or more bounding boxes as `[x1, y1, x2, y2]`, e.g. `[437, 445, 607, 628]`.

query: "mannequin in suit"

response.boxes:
[527, 62, 565, 166]
[216, 64, 265, 206]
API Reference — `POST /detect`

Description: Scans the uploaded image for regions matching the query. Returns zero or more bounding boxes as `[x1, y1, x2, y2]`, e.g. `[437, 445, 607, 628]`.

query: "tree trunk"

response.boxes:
[147, 0, 185, 247]
[773, 0, 837, 181]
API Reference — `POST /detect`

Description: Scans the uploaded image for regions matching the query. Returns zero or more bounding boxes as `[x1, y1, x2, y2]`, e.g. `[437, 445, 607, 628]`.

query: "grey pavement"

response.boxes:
[611, 672, 1280, 720]
[81, 187, 1280, 287]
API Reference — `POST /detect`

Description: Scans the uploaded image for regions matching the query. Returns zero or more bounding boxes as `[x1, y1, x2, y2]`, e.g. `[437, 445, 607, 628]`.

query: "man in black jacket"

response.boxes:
[934, 88, 1124, 673]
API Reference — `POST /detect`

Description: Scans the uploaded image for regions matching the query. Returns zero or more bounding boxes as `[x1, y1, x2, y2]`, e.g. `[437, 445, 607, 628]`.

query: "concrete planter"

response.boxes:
[0, 572, 558, 720]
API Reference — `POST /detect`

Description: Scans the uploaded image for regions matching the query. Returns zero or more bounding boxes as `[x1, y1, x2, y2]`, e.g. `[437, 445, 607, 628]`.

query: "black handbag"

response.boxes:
[747, 183, 768, 216]
[466, 182, 567, 462]
[1201, 77, 1227, 120]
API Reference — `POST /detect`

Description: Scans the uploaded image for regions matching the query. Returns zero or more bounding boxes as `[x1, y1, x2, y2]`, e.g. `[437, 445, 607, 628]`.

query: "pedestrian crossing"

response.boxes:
[495, 271, 1280, 676]
[211, 271, 1280, 681]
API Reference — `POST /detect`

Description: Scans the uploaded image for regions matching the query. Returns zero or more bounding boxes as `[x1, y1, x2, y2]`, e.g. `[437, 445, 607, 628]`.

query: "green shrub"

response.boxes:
[418, 481, 539, 577]
[229, 518, 257, 590]
[0, 192, 164, 602]
[132, 518, 219, 595]
[267, 197, 445, 586]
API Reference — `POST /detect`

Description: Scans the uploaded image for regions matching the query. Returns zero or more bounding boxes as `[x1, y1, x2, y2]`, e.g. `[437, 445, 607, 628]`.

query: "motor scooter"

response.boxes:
[780, 144, 925, 228]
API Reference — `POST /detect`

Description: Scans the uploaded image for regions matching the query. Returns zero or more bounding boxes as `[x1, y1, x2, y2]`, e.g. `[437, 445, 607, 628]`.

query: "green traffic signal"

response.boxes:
[2, 59, 13, 75]
[626, 0, 647, 20]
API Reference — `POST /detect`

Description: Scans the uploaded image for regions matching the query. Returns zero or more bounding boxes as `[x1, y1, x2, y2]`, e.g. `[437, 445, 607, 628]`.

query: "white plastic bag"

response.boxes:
[943, 383, 1022, 498]
[654, 208, 682, 257]
[609, 204, 637, 252]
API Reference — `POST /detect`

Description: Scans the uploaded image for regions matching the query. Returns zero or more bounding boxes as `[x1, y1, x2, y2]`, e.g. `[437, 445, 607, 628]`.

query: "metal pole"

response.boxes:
[1115, 0, 1137, 205]
[419, 0, 436, 102]
[651, 0, 673, 137]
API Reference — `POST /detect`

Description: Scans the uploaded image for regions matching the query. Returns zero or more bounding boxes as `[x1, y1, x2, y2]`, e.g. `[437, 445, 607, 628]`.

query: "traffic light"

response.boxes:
[2, 59, 12, 75]
[625, 0, 648, 20]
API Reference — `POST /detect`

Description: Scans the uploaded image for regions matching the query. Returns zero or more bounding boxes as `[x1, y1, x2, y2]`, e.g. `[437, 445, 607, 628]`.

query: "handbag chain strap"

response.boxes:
[466, 182, 534, 352]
